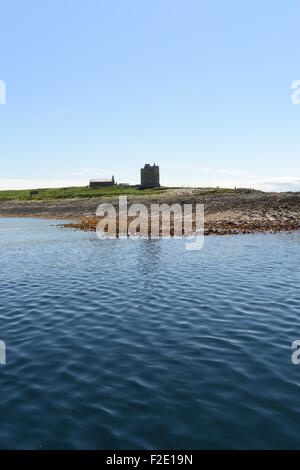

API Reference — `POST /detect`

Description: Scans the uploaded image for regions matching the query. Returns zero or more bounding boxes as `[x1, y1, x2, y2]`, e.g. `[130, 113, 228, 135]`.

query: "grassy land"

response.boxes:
[0, 185, 170, 201]
[0, 185, 259, 202]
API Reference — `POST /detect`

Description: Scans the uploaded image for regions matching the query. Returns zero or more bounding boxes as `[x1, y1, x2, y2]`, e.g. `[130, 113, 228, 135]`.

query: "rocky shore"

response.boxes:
[1, 188, 300, 236]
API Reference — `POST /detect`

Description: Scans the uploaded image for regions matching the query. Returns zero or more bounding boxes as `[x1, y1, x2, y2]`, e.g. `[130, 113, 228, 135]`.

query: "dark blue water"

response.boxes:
[1, 218, 300, 449]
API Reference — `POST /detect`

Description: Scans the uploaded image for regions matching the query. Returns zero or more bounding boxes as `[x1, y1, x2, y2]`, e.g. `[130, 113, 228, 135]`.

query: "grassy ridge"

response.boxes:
[0, 185, 169, 201]
[0, 186, 259, 202]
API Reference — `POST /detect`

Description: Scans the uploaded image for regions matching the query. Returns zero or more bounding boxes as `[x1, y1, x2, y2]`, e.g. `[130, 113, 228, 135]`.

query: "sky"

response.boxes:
[0, 0, 300, 191]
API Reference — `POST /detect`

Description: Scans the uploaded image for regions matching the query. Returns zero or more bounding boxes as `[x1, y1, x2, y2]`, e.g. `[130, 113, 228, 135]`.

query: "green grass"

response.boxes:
[0, 185, 260, 202]
[0, 185, 169, 201]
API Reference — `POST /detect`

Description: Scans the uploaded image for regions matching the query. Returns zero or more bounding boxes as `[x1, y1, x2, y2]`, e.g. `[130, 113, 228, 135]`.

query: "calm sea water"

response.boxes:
[0, 218, 300, 449]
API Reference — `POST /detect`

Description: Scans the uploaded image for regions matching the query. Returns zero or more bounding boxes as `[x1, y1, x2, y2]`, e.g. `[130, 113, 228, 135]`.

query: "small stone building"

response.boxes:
[140, 164, 160, 189]
[90, 176, 115, 188]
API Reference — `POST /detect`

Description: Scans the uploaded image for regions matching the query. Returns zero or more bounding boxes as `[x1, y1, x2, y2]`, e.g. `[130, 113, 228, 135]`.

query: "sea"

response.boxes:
[0, 218, 300, 449]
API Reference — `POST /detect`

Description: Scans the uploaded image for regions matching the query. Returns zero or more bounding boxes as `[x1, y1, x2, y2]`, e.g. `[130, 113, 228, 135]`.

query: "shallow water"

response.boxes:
[0, 218, 300, 449]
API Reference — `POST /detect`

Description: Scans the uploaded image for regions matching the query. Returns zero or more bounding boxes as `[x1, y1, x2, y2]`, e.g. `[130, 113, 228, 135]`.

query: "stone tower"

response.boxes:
[140, 163, 160, 189]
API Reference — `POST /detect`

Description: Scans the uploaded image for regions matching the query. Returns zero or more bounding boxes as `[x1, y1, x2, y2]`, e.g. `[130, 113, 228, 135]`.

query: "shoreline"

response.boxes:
[1, 188, 300, 236]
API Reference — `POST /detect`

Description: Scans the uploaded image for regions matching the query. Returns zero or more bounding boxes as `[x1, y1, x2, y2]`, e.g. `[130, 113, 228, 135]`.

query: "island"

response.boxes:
[0, 186, 300, 235]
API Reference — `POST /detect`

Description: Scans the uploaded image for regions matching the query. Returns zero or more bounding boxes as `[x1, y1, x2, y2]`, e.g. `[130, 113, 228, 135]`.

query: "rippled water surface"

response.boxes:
[1, 218, 300, 449]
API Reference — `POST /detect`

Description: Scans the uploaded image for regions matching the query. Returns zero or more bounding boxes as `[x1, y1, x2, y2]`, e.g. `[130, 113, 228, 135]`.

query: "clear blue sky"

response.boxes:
[0, 0, 300, 191]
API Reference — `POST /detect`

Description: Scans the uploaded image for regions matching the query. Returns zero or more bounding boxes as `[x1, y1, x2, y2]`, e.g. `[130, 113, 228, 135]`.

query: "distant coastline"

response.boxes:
[0, 187, 300, 235]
